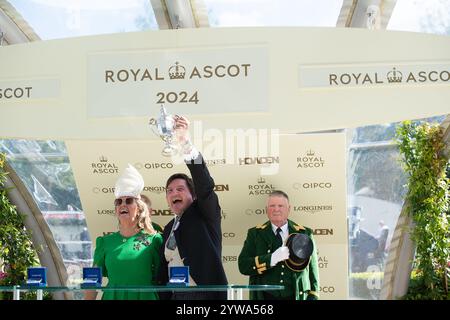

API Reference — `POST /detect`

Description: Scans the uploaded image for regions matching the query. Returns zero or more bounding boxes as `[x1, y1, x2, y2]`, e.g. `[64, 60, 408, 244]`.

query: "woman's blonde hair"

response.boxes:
[136, 199, 156, 235]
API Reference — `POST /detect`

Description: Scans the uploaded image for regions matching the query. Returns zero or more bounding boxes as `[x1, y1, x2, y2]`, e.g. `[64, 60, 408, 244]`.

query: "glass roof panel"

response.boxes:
[8, 0, 158, 40]
[204, 0, 343, 27]
[387, 0, 450, 35]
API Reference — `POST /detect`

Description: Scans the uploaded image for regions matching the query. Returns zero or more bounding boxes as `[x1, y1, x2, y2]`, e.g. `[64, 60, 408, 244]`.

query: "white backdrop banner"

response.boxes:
[87, 46, 268, 117]
[65, 132, 348, 299]
[1, 28, 450, 140]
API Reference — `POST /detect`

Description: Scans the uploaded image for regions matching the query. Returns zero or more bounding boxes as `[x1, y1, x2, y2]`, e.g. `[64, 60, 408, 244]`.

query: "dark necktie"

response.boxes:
[275, 227, 283, 248]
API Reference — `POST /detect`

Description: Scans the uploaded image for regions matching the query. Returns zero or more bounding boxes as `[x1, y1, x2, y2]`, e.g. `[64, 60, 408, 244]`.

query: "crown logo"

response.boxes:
[306, 149, 315, 156]
[258, 177, 266, 184]
[168, 62, 186, 80]
[386, 67, 403, 83]
[99, 155, 108, 162]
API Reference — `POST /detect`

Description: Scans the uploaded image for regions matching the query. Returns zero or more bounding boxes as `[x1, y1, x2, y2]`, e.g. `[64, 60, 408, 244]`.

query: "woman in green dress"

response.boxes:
[85, 164, 162, 300]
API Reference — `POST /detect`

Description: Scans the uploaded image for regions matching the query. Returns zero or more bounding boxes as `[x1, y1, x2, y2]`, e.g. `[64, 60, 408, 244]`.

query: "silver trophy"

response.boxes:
[149, 105, 178, 157]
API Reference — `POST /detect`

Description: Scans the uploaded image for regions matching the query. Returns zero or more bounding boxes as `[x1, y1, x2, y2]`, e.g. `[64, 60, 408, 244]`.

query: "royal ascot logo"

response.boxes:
[318, 255, 329, 269]
[221, 210, 228, 220]
[313, 228, 334, 236]
[245, 208, 266, 216]
[248, 177, 275, 196]
[91, 156, 119, 174]
[297, 149, 325, 169]
[239, 156, 279, 166]
[386, 67, 402, 83]
[168, 62, 186, 79]
[104, 61, 252, 83]
[222, 255, 237, 263]
[294, 205, 333, 214]
[143, 186, 166, 194]
[214, 184, 230, 192]
[0, 86, 33, 99]
[152, 209, 174, 216]
[293, 182, 332, 190]
[97, 209, 115, 216]
[329, 66, 450, 87]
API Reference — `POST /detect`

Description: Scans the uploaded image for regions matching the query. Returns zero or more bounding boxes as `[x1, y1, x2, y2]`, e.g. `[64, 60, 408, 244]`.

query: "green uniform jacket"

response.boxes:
[238, 219, 320, 300]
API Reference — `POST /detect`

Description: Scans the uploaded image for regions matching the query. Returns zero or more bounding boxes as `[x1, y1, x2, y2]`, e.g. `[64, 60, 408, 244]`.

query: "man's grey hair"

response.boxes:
[268, 190, 289, 202]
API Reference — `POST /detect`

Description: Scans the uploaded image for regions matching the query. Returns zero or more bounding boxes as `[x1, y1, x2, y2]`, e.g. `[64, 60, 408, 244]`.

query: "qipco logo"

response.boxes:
[223, 232, 236, 238]
[320, 286, 335, 293]
[245, 208, 266, 216]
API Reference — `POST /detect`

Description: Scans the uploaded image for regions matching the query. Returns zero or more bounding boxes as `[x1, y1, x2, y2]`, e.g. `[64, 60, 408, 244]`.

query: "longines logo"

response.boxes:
[297, 149, 325, 168]
[105, 62, 252, 83]
[293, 182, 332, 189]
[214, 184, 230, 192]
[245, 208, 266, 216]
[91, 156, 118, 174]
[143, 186, 166, 194]
[248, 177, 275, 196]
[97, 209, 115, 216]
[318, 256, 329, 269]
[239, 156, 279, 166]
[313, 228, 334, 236]
[205, 159, 226, 166]
[329, 66, 450, 86]
[222, 255, 237, 263]
[294, 205, 333, 214]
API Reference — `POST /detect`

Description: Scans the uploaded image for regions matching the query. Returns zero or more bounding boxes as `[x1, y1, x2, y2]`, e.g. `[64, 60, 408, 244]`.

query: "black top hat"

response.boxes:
[284, 233, 314, 272]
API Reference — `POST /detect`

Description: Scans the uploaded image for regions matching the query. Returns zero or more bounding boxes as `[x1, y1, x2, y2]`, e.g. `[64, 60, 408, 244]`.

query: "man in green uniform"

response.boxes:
[238, 190, 320, 300]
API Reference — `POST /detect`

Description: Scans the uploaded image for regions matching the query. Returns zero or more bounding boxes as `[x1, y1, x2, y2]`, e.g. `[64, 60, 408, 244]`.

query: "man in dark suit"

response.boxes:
[157, 115, 227, 299]
[238, 190, 320, 300]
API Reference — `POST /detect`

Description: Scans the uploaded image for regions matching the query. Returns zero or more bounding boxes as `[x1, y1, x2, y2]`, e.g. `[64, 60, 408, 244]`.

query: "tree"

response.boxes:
[396, 121, 450, 300]
[0, 153, 39, 299]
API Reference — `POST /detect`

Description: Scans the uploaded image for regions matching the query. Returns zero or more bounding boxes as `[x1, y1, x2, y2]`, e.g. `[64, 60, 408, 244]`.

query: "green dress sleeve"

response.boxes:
[150, 233, 163, 284]
[93, 236, 108, 278]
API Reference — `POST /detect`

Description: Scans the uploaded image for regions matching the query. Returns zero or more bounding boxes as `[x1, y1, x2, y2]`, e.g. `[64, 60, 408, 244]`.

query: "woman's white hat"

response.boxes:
[114, 164, 144, 199]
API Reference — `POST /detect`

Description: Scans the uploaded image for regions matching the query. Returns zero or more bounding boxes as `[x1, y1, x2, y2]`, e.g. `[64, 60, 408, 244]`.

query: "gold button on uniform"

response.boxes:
[280, 280, 284, 283]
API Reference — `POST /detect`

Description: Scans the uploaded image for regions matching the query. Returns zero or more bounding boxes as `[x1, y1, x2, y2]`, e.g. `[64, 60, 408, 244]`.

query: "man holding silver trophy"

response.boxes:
[151, 106, 228, 300]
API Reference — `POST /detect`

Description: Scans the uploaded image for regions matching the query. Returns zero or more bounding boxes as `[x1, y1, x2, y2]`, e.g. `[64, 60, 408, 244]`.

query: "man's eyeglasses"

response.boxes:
[114, 197, 136, 206]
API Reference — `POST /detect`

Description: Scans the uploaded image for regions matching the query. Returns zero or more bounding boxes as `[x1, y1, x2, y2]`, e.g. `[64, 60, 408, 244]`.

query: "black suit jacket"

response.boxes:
[157, 153, 228, 299]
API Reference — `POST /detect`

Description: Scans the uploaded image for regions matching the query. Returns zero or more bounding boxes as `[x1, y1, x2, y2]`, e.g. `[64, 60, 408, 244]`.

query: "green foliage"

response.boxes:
[0, 153, 40, 299]
[396, 121, 450, 300]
